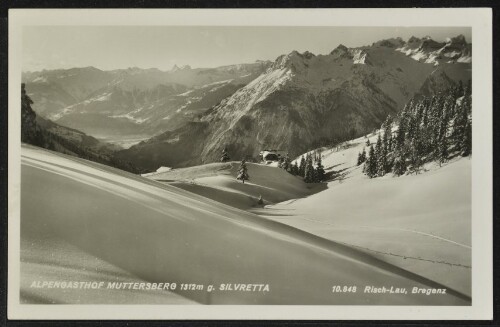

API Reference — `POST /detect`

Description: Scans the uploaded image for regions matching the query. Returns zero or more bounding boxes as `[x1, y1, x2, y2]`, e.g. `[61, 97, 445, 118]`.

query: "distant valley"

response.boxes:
[23, 61, 271, 142]
[22, 34, 471, 172]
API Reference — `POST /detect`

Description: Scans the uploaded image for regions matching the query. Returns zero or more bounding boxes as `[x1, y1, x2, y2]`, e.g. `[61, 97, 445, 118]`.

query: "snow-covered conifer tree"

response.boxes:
[304, 155, 315, 183]
[357, 151, 363, 166]
[315, 156, 326, 182]
[282, 153, 291, 171]
[365, 145, 377, 178]
[220, 147, 230, 162]
[392, 149, 407, 176]
[298, 156, 306, 177]
[237, 159, 249, 184]
[437, 134, 449, 166]
[461, 120, 472, 157]
[291, 161, 299, 176]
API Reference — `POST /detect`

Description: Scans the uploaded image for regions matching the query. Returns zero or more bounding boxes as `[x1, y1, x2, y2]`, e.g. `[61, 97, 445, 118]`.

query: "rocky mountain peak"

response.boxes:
[271, 50, 311, 71]
[329, 45, 369, 65]
[330, 44, 349, 58]
[406, 36, 422, 49]
[396, 34, 472, 66]
[408, 36, 421, 43]
[171, 64, 192, 72]
[450, 33, 466, 42]
[446, 34, 468, 47]
[419, 38, 445, 52]
[302, 51, 316, 59]
[372, 37, 405, 48]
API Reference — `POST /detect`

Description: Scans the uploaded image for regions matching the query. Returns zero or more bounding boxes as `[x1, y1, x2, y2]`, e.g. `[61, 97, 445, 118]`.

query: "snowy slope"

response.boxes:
[21, 233, 195, 304]
[147, 161, 325, 210]
[21, 145, 469, 305]
[262, 132, 471, 296]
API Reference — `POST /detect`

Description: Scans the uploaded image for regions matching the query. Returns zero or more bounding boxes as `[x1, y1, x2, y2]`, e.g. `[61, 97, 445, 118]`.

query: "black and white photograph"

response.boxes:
[7, 8, 493, 320]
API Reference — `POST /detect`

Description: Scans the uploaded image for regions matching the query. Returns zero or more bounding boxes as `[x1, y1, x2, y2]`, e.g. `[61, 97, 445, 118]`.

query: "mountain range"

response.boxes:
[22, 35, 472, 172]
[22, 61, 271, 141]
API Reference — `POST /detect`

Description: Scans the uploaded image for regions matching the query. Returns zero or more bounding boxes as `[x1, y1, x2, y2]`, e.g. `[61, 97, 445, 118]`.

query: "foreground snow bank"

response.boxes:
[21, 145, 470, 304]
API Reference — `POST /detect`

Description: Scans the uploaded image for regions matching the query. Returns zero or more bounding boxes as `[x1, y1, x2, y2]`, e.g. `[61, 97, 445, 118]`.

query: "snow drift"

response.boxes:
[147, 161, 325, 210]
[264, 131, 472, 296]
[21, 145, 470, 305]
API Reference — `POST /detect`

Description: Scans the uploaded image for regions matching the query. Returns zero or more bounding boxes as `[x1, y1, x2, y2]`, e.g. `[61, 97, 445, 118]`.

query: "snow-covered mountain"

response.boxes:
[396, 34, 472, 66]
[118, 35, 472, 171]
[22, 61, 271, 141]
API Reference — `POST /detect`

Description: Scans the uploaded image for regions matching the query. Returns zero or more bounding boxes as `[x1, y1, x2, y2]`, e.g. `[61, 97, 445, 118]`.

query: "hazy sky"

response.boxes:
[22, 26, 471, 72]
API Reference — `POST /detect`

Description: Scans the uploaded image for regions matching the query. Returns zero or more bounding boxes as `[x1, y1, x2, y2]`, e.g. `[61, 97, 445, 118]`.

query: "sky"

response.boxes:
[22, 26, 471, 72]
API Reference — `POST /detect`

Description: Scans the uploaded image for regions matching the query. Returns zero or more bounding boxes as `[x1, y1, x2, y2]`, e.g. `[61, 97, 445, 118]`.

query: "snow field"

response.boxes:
[20, 145, 470, 304]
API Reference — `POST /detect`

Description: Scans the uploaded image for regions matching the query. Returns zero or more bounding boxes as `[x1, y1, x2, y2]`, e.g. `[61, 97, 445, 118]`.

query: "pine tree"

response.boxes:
[236, 159, 249, 184]
[315, 157, 326, 182]
[373, 134, 384, 176]
[375, 133, 382, 154]
[365, 139, 371, 147]
[220, 147, 230, 162]
[304, 155, 315, 183]
[365, 145, 377, 178]
[464, 79, 472, 96]
[408, 142, 422, 174]
[383, 118, 393, 153]
[277, 156, 284, 168]
[455, 80, 464, 98]
[394, 119, 406, 153]
[452, 95, 470, 153]
[357, 151, 363, 166]
[437, 135, 449, 166]
[392, 149, 407, 176]
[377, 144, 387, 177]
[298, 156, 306, 177]
[21, 83, 44, 146]
[461, 120, 472, 156]
[382, 115, 392, 132]
[282, 153, 291, 171]
[291, 161, 299, 176]
[357, 147, 367, 166]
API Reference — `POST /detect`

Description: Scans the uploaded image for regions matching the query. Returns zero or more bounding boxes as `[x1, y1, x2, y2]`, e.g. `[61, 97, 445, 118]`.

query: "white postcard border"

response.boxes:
[8, 8, 493, 320]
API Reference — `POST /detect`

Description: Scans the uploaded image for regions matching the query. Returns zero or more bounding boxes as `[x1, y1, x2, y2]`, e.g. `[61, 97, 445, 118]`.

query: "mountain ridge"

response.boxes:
[22, 34, 472, 172]
[116, 34, 471, 171]
[23, 61, 272, 139]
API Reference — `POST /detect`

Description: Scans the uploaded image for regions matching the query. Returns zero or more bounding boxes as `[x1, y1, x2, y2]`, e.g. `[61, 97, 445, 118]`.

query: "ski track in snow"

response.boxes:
[271, 212, 471, 249]
[358, 225, 471, 249]
[263, 215, 471, 267]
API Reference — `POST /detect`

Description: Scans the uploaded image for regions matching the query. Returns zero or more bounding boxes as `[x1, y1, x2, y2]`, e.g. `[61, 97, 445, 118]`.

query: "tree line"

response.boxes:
[357, 81, 472, 178]
[278, 152, 326, 183]
[220, 147, 326, 184]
